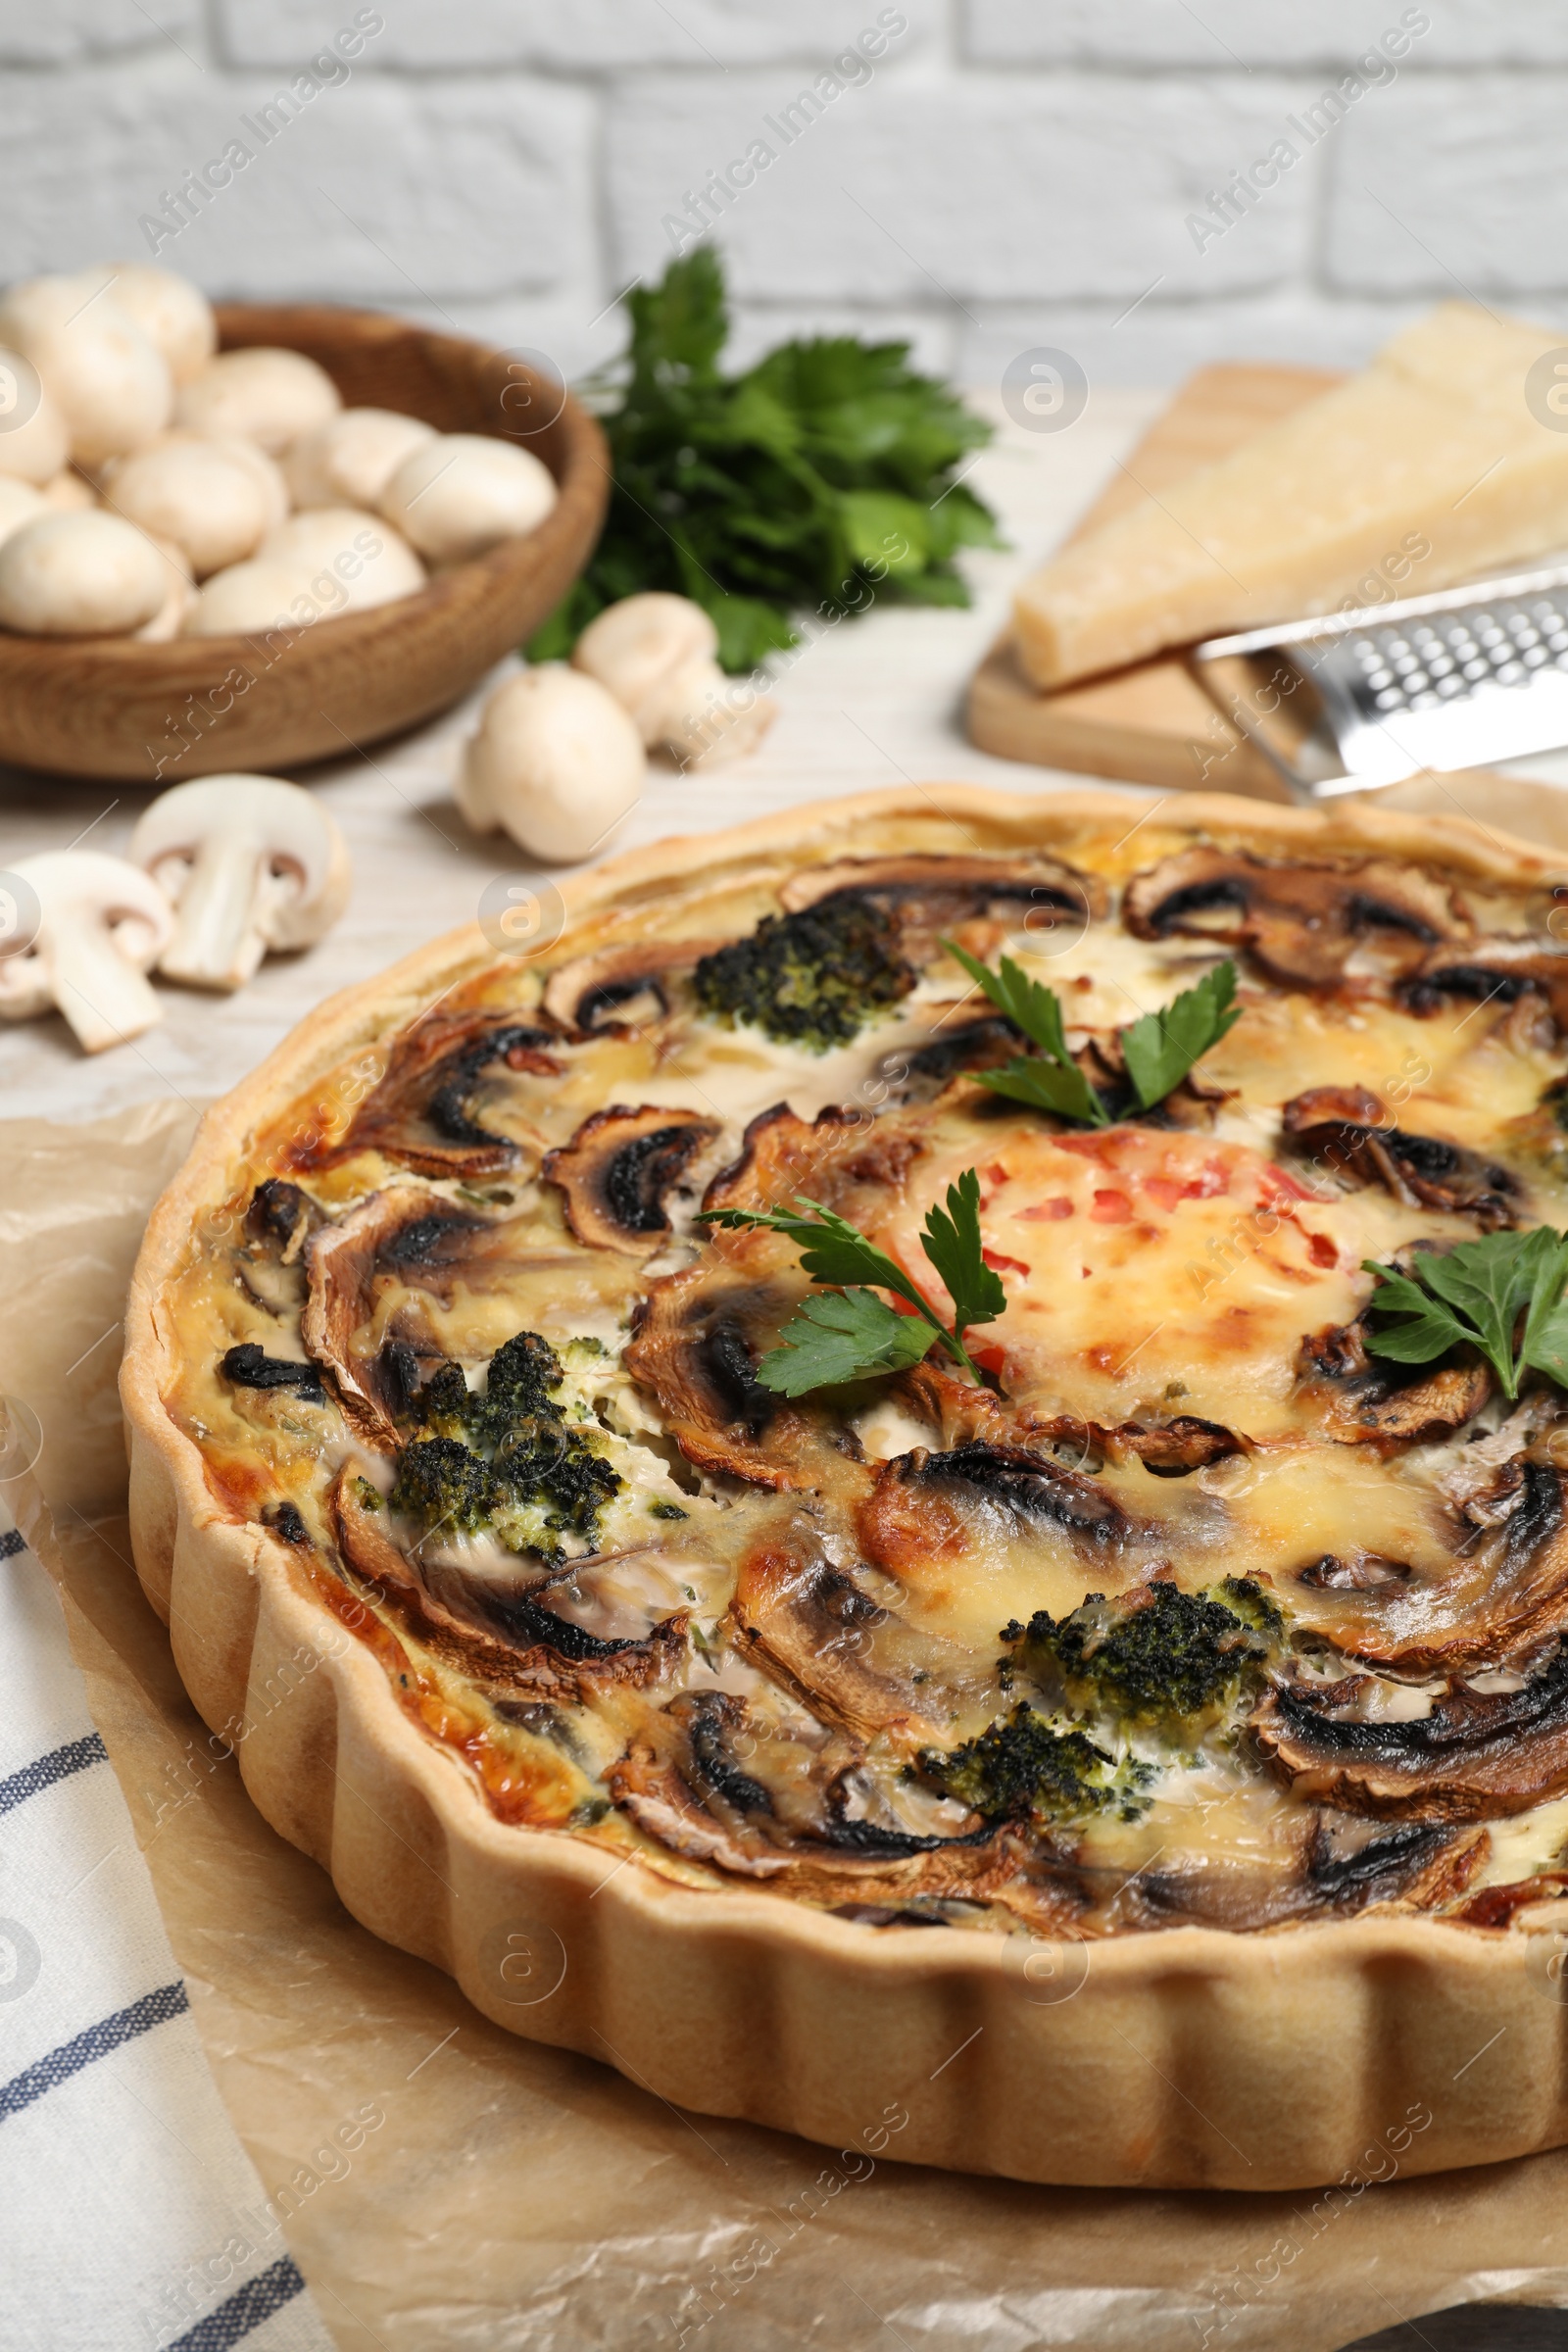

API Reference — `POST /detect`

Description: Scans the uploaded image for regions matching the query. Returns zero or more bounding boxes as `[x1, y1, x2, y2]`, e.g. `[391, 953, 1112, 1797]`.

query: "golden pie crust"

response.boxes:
[122, 786, 1568, 2190]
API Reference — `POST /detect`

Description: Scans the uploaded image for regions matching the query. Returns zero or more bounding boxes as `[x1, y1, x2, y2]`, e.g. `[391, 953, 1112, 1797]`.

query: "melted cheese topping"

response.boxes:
[874, 1121, 1464, 1438]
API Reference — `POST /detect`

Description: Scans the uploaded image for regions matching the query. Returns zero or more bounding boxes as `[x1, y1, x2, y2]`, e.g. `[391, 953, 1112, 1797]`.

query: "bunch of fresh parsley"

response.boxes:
[1364, 1228, 1568, 1398]
[699, 1169, 1004, 1396]
[528, 248, 1003, 674]
[946, 942, 1242, 1124]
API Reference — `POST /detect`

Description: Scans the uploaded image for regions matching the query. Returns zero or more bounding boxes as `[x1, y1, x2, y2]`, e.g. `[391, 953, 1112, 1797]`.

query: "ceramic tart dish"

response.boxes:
[122, 786, 1568, 2190]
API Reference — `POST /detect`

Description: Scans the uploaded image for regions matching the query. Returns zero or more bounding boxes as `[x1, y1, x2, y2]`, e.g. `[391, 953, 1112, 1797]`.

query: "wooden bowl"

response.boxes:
[0, 303, 610, 784]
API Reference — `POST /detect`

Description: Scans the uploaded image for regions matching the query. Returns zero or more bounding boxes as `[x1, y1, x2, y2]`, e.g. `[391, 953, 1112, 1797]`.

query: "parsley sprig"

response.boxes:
[1363, 1228, 1568, 1400]
[698, 1169, 1004, 1396]
[944, 941, 1241, 1125]
[528, 249, 1002, 674]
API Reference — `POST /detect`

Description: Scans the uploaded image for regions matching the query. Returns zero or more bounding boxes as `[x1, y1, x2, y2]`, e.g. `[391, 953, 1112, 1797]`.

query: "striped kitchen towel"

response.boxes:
[0, 1515, 335, 2352]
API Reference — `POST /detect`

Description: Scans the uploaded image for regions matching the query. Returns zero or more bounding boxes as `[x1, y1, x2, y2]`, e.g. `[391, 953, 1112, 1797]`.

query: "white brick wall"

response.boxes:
[0, 0, 1557, 389]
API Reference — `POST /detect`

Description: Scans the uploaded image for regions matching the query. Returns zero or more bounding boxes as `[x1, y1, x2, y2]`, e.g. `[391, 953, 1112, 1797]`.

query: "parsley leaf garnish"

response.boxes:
[698, 1169, 1004, 1394]
[944, 940, 1241, 1123]
[944, 940, 1107, 1125]
[527, 249, 1003, 675]
[748, 1288, 938, 1394]
[1362, 1226, 1568, 1399]
[1120, 961, 1242, 1112]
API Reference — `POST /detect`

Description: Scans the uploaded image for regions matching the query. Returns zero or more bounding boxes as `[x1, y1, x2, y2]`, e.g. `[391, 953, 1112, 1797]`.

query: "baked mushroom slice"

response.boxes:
[227, 1177, 326, 1317]
[729, 1534, 981, 1747]
[858, 1444, 1135, 1593]
[219, 1342, 325, 1404]
[622, 1256, 841, 1490]
[332, 1468, 688, 1705]
[1122, 849, 1469, 988]
[1401, 937, 1568, 1033]
[879, 1015, 1020, 1102]
[1080, 1814, 1484, 1934]
[778, 852, 1107, 959]
[890, 1358, 1243, 1477]
[302, 1187, 491, 1447]
[1291, 1455, 1568, 1676]
[307, 1005, 560, 1178]
[1295, 1316, 1492, 1450]
[541, 939, 724, 1037]
[1250, 1642, 1568, 1821]
[1281, 1087, 1522, 1229]
[609, 1689, 1004, 1888]
[542, 1104, 720, 1255]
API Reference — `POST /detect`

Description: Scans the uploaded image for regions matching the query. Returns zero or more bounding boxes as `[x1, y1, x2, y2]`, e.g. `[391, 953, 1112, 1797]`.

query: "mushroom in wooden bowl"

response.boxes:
[0, 302, 609, 784]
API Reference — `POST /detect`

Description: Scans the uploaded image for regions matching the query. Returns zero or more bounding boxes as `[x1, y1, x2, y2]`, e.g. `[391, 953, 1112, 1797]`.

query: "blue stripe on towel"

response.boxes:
[0, 1731, 109, 1817]
[166, 2255, 311, 2350]
[0, 1981, 190, 2121]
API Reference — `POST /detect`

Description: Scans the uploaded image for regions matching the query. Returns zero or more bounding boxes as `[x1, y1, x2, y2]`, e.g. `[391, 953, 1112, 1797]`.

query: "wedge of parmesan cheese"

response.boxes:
[1013, 302, 1568, 690]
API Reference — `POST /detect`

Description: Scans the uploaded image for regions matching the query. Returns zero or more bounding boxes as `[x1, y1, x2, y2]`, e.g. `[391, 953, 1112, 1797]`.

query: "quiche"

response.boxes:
[122, 787, 1568, 2191]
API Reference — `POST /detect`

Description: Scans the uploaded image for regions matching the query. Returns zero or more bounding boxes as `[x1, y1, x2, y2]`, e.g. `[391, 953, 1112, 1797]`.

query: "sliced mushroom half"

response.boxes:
[331, 1468, 687, 1705]
[302, 1186, 490, 1447]
[778, 852, 1106, 966]
[541, 939, 724, 1037]
[1122, 849, 1469, 989]
[1250, 1642, 1568, 1821]
[307, 1006, 560, 1179]
[1296, 1316, 1492, 1451]
[1282, 1086, 1522, 1229]
[1400, 937, 1568, 1032]
[542, 1103, 720, 1254]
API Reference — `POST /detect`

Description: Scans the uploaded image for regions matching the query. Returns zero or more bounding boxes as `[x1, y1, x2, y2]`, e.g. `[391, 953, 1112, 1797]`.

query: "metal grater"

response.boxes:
[1192, 561, 1568, 800]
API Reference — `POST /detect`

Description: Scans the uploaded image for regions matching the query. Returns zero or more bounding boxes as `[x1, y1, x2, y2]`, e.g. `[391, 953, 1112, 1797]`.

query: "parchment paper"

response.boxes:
[6, 1104, 1568, 2352]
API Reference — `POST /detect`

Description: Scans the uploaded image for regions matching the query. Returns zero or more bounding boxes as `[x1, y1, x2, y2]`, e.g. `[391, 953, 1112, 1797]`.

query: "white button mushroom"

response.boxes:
[0, 346, 70, 485]
[0, 476, 47, 548]
[173, 346, 341, 454]
[185, 512, 425, 638]
[284, 407, 436, 511]
[182, 556, 320, 640]
[0, 851, 172, 1052]
[260, 508, 426, 610]
[379, 433, 557, 564]
[131, 774, 351, 991]
[101, 432, 281, 577]
[456, 666, 645, 863]
[131, 538, 197, 642]
[37, 468, 96, 512]
[77, 264, 217, 384]
[571, 591, 777, 768]
[0, 275, 172, 467]
[0, 511, 170, 636]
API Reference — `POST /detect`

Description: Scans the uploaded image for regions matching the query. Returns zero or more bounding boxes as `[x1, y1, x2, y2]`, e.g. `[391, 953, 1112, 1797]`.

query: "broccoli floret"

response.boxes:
[480, 1327, 564, 1415]
[917, 1704, 1152, 1826]
[388, 1436, 495, 1536]
[390, 1328, 622, 1561]
[413, 1361, 471, 1441]
[693, 895, 912, 1051]
[1006, 1576, 1283, 1736]
[492, 1418, 621, 1549]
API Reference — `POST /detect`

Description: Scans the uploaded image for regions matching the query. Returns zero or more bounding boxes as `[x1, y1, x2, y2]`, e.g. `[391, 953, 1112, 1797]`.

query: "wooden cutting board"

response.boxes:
[965, 360, 1568, 855]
